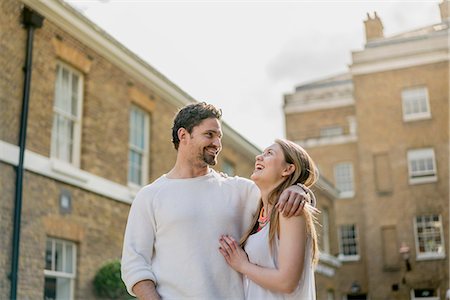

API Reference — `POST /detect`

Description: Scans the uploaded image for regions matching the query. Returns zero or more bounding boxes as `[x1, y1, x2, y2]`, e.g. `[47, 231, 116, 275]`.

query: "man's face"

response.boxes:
[186, 118, 223, 166]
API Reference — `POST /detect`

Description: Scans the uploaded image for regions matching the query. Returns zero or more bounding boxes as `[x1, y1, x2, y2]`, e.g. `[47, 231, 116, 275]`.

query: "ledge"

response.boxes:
[0, 140, 135, 204]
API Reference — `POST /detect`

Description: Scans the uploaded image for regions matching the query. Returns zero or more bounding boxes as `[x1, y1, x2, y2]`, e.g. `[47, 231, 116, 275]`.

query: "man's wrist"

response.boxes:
[295, 183, 316, 207]
[296, 183, 309, 194]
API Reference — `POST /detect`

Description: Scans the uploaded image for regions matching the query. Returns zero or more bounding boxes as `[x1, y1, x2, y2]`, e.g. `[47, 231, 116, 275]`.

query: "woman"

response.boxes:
[219, 139, 319, 299]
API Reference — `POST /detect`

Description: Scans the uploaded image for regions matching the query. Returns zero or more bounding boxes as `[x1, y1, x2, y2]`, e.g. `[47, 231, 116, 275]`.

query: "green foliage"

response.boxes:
[93, 260, 131, 299]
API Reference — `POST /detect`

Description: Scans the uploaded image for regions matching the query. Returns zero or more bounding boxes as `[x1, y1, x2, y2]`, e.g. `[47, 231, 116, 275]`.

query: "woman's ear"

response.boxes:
[282, 164, 295, 177]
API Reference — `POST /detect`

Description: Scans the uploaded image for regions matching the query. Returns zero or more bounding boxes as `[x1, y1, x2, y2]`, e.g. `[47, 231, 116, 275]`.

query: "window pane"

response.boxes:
[56, 277, 71, 300]
[416, 214, 443, 254]
[61, 68, 70, 114]
[45, 240, 53, 270]
[55, 241, 63, 272]
[44, 277, 57, 300]
[65, 244, 73, 274]
[402, 87, 429, 118]
[71, 74, 78, 117]
[52, 64, 81, 165]
[335, 163, 354, 193]
[340, 225, 358, 256]
[128, 105, 149, 185]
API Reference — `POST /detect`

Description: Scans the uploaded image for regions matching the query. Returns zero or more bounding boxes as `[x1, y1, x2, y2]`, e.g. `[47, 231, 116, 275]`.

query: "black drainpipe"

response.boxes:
[10, 7, 43, 300]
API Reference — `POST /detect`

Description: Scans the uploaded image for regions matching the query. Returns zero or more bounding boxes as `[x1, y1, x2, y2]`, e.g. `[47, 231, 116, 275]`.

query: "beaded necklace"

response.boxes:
[257, 206, 271, 232]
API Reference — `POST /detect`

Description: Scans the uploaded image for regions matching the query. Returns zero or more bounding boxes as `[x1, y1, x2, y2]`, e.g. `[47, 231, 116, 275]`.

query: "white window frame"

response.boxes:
[50, 62, 84, 167]
[128, 105, 150, 188]
[334, 162, 355, 198]
[413, 214, 445, 260]
[320, 126, 343, 138]
[338, 224, 360, 261]
[44, 238, 77, 300]
[407, 148, 437, 185]
[402, 86, 431, 122]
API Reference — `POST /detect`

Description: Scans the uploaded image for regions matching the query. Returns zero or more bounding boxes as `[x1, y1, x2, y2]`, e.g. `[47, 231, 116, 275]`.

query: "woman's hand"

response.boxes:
[218, 235, 250, 274]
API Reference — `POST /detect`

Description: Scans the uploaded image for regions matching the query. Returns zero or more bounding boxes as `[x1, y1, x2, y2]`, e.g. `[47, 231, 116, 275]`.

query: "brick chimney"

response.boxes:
[439, 0, 450, 22]
[364, 12, 384, 42]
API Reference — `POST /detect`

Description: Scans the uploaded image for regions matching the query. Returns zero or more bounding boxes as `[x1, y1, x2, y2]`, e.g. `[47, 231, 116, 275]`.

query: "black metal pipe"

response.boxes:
[10, 7, 43, 300]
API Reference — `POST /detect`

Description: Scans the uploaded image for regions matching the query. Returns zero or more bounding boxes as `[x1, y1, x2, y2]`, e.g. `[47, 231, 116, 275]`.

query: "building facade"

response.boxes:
[284, 2, 449, 299]
[0, 0, 262, 298]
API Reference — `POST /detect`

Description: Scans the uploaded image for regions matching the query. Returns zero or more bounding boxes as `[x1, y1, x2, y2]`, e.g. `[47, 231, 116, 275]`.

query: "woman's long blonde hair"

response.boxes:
[240, 139, 320, 265]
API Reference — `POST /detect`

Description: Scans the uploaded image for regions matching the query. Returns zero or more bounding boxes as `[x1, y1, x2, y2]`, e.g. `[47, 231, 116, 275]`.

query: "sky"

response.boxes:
[67, 0, 441, 149]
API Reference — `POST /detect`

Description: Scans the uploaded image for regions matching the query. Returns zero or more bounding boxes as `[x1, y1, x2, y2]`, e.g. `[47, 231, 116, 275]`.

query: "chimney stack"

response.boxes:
[439, 0, 450, 22]
[364, 12, 384, 42]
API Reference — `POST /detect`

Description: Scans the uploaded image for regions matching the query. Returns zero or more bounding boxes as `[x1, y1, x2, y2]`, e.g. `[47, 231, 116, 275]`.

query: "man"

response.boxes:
[121, 102, 310, 299]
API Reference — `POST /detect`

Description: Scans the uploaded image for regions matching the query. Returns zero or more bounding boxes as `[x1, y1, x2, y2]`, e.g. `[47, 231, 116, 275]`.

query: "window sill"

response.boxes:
[128, 182, 143, 198]
[338, 254, 360, 262]
[416, 253, 445, 261]
[409, 176, 437, 185]
[338, 191, 355, 199]
[50, 159, 88, 183]
[403, 114, 431, 122]
[319, 252, 342, 267]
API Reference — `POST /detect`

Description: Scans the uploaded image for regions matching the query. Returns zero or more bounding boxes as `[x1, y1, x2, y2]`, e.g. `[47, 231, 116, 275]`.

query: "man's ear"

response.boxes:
[282, 164, 295, 177]
[178, 127, 188, 144]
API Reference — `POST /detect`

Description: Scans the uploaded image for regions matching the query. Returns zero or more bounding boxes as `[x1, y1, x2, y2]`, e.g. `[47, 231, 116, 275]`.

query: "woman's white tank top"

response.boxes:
[243, 223, 316, 300]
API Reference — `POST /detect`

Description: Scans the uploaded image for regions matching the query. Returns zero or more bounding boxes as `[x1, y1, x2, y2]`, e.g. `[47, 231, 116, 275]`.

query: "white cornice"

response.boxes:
[284, 97, 354, 114]
[319, 252, 342, 267]
[351, 50, 450, 75]
[1, 140, 134, 204]
[351, 30, 450, 75]
[296, 134, 357, 148]
[315, 264, 335, 277]
[21, 0, 260, 158]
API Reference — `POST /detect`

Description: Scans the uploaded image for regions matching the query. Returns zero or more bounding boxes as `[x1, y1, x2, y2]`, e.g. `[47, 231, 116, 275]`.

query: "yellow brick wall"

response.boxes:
[353, 61, 449, 299]
[0, 0, 259, 298]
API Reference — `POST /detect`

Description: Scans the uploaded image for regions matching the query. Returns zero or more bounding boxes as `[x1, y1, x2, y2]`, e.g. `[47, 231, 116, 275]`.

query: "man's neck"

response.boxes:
[166, 162, 210, 179]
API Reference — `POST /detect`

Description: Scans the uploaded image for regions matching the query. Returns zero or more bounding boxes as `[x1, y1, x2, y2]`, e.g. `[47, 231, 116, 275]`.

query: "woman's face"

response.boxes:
[251, 143, 291, 187]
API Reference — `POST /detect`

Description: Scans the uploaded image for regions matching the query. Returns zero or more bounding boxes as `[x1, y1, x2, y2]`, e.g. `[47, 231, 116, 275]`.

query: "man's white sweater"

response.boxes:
[121, 170, 259, 299]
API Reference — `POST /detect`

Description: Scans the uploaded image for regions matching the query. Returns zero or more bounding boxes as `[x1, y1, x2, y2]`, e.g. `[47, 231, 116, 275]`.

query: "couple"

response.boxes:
[121, 102, 319, 299]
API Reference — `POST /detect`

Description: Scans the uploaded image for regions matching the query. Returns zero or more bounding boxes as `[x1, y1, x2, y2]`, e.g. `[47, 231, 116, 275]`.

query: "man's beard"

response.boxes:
[202, 148, 218, 166]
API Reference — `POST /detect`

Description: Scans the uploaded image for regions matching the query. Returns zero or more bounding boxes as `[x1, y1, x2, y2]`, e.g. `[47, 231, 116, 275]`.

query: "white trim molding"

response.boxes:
[295, 134, 357, 149]
[351, 28, 450, 75]
[284, 97, 354, 114]
[319, 252, 342, 268]
[315, 264, 336, 277]
[338, 254, 360, 262]
[1, 140, 134, 204]
[351, 51, 450, 76]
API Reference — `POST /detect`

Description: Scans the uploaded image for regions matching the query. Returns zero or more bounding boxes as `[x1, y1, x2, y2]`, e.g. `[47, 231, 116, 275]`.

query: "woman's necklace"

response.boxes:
[257, 206, 271, 231]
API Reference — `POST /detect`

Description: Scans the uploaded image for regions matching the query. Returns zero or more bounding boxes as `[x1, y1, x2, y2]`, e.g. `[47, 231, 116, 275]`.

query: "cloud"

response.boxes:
[266, 33, 355, 86]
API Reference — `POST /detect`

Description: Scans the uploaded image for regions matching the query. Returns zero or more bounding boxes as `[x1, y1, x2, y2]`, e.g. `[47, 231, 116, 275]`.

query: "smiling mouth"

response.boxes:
[205, 148, 218, 156]
[254, 164, 264, 171]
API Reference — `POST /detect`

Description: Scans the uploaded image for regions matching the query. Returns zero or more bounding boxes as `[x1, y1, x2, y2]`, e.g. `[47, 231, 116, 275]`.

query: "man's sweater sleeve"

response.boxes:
[121, 188, 157, 296]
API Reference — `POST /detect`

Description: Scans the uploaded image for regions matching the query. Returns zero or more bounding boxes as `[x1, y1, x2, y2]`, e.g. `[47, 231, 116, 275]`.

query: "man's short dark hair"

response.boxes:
[172, 102, 222, 150]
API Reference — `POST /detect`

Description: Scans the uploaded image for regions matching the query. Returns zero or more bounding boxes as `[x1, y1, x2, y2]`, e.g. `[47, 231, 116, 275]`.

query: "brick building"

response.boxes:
[284, 2, 449, 299]
[0, 0, 261, 298]
[0, 0, 340, 299]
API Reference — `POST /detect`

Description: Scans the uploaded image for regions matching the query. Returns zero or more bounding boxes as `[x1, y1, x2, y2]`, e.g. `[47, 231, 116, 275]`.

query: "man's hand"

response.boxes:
[275, 184, 314, 217]
[133, 280, 161, 300]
